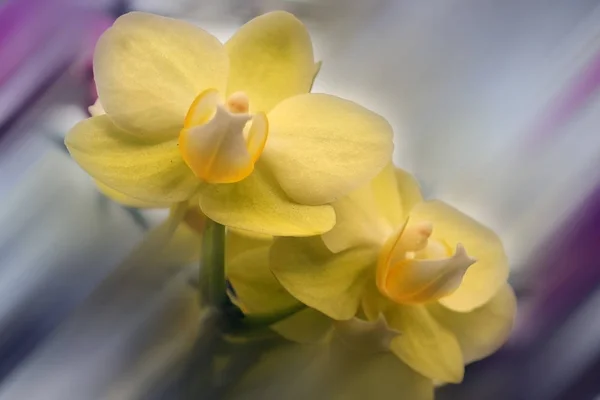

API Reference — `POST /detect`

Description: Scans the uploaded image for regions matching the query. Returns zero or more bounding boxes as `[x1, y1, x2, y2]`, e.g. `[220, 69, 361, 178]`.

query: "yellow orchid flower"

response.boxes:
[270, 164, 516, 384]
[65, 11, 393, 236]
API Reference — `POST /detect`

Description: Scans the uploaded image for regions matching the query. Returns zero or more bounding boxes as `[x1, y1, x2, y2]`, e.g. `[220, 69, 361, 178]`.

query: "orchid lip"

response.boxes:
[376, 220, 477, 305]
[178, 89, 269, 184]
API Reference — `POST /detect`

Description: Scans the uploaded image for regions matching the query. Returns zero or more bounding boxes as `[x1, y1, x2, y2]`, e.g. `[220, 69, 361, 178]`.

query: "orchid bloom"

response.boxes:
[65, 11, 393, 236]
[270, 164, 516, 384]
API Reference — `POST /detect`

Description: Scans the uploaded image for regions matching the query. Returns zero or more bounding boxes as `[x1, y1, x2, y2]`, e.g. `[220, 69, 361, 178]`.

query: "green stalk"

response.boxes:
[180, 219, 227, 398]
[199, 219, 227, 307]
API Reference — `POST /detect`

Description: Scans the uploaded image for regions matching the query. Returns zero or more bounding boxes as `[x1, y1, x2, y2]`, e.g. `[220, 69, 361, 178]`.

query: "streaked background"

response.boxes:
[1, 0, 600, 398]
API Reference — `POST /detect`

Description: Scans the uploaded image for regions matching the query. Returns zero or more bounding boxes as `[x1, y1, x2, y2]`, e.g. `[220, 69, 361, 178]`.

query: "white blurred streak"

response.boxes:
[0, 143, 143, 328]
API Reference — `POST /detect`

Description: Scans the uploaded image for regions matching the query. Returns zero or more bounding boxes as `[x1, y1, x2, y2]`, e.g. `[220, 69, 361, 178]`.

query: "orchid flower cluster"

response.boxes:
[66, 11, 515, 399]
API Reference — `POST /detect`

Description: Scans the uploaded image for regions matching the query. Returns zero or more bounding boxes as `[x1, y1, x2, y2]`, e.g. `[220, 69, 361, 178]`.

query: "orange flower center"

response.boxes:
[376, 219, 476, 304]
[178, 89, 268, 183]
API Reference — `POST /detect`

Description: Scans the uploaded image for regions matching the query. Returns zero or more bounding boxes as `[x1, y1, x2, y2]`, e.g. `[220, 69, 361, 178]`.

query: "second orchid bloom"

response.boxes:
[229, 164, 515, 390]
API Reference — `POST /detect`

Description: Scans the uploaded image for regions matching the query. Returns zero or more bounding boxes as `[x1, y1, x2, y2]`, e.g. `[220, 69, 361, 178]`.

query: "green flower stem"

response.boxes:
[181, 219, 319, 397]
[199, 218, 227, 307]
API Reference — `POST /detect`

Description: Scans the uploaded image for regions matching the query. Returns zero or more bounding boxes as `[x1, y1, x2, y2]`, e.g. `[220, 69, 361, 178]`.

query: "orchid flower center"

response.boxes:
[178, 89, 268, 183]
[376, 219, 476, 304]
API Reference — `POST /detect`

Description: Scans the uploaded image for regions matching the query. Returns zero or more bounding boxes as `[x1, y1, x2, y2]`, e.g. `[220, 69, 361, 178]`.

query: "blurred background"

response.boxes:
[1, 0, 600, 398]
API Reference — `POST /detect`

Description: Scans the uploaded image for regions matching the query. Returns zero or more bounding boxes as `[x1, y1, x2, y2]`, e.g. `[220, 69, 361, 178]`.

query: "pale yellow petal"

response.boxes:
[396, 167, 424, 215]
[225, 11, 316, 113]
[387, 305, 464, 383]
[361, 281, 393, 321]
[199, 163, 335, 236]
[65, 115, 201, 204]
[225, 228, 272, 263]
[429, 284, 516, 364]
[226, 239, 299, 315]
[321, 169, 395, 254]
[408, 201, 509, 312]
[373, 163, 405, 226]
[225, 228, 272, 311]
[270, 236, 376, 320]
[94, 12, 228, 139]
[334, 353, 434, 400]
[271, 308, 333, 344]
[95, 180, 170, 208]
[263, 93, 394, 205]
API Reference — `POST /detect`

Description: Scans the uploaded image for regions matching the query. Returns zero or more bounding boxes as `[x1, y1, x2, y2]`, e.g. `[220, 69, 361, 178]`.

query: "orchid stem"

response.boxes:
[200, 219, 227, 308]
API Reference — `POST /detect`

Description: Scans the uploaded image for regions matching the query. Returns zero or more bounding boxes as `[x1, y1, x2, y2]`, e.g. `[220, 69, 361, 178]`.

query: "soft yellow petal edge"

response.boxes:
[264, 93, 394, 206]
[200, 163, 335, 236]
[95, 180, 171, 208]
[225, 11, 315, 113]
[271, 236, 376, 320]
[429, 283, 516, 364]
[387, 305, 464, 383]
[65, 115, 202, 205]
[94, 12, 228, 139]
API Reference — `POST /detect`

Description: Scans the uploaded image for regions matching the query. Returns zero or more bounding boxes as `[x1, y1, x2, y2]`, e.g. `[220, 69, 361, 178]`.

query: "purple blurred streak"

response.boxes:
[70, 12, 114, 103]
[518, 184, 600, 341]
[527, 47, 600, 147]
[0, 0, 55, 86]
[0, 0, 114, 138]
